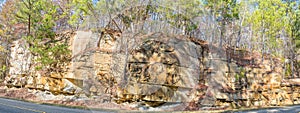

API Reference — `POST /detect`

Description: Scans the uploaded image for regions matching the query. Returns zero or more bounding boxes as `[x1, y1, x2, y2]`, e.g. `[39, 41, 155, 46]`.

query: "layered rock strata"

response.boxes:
[4, 30, 300, 109]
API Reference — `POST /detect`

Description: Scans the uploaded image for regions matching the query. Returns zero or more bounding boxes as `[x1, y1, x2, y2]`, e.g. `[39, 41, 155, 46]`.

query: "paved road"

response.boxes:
[233, 105, 300, 113]
[0, 98, 115, 113]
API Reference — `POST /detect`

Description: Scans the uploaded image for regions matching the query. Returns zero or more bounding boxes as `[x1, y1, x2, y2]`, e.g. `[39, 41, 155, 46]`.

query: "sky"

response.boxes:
[0, 0, 5, 9]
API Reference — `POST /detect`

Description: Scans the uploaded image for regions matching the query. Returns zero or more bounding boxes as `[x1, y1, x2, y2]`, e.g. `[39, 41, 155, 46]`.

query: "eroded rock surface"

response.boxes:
[4, 29, 300, 110]
[5, 39, 32, 87]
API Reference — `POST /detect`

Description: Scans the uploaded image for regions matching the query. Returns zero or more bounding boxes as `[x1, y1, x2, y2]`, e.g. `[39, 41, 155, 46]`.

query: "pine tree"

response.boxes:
[14, 0, 71, 72]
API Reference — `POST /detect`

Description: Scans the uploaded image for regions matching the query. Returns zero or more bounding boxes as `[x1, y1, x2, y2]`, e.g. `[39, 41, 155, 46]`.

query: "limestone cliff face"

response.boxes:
[4, 30, 299, 108]
[5, 39, 32, 87]
[5, 31, 79, 95]
[119, 36, 203, 103]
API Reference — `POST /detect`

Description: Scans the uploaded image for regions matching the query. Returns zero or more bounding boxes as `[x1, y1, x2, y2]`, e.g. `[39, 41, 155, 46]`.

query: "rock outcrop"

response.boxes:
[5, 39, 32, 87]
[5, 31, 79, 95]
[4, 29, 300, 110]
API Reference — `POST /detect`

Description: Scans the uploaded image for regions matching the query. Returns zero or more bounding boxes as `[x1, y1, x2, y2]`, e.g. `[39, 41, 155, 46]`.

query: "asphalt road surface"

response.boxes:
[234, 105, 300, 113]
[6, 96, 300, 113]
[0, 98, 115, 113]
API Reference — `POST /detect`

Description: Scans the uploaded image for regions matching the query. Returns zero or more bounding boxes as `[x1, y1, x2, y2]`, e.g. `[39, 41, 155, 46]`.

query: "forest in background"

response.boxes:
[0, 0, 299, 79]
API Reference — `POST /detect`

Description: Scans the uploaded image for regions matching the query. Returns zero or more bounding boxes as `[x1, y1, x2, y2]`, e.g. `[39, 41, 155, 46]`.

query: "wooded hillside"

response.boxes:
[0, 0, 300, 111]
[0, 0, 298, 77]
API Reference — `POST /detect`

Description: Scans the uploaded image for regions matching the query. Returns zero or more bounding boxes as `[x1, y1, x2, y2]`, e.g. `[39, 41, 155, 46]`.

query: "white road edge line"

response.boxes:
[0, 102, 46, 113]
